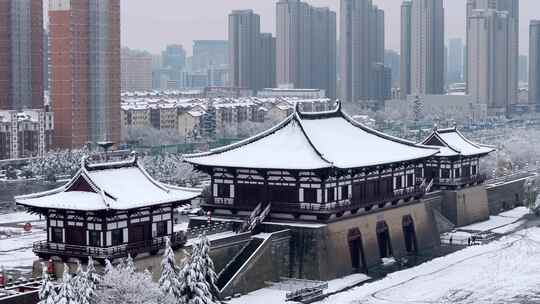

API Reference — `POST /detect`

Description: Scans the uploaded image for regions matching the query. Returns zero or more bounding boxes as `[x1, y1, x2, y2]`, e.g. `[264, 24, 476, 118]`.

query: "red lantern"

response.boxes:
[47, 259, 54, 275]
[207, 211, 212, 223]
[0, 271, 4, 286]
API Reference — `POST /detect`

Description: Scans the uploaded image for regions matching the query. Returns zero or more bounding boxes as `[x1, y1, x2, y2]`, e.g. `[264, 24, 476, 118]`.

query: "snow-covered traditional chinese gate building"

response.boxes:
[186, 102, 439, 222]
[16, 156, 200, 262]
[421, 127, 495, 190]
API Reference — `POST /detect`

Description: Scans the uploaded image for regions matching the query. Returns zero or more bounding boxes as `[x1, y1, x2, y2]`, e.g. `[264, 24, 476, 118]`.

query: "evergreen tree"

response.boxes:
[197, 235, 220, 300]
[97, 258, 160, 304]
[38, 263, 57, 304]
[56, 264, 75, 304]
[86, 256, 101, 286]
[125, 254, 136, 273]
[177, 237, 217, 304]
[72, 258, 99, 304]
[159, 237, 180, 303]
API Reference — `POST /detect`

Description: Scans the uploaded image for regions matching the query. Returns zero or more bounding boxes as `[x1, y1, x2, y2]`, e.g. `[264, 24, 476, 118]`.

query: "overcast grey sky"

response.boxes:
[120, 0, 539, 56]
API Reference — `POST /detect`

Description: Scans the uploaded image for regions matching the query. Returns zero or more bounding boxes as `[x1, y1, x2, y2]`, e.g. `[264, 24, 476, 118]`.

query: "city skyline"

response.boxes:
[113, 0, 539, 55]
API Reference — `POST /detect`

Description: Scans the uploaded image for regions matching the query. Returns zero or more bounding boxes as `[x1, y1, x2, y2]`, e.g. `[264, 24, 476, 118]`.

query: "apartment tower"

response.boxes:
[468, 9, 510, 116]
[276, 0, 336, 98]
[529, 20, 540, 111]
[0, 0, 44, 110]
[49, 0, 121, 148]
[410, 0, 445, 95]
[229, 10, 275, 92]
[340, 0, 385, 103]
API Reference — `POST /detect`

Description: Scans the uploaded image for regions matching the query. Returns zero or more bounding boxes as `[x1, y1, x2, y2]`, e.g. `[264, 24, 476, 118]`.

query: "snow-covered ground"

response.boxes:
[461, 207, 529, 232]
[0, 211, 45, 276]
[228, 273, 370, 304]
[0, 212, 41, 225]
[0, 230, 44, 272]
[319, 227, 540, 304]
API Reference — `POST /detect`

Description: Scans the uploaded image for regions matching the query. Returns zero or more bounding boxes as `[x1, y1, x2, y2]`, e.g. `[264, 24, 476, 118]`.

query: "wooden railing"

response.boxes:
[435, 174, 487, 186]
[33, 231, 187, 260]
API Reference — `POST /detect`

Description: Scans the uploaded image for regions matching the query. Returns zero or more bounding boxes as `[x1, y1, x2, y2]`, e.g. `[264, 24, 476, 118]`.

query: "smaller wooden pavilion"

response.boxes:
[16, 155, 200, 262]
[420, 127, 495, 189]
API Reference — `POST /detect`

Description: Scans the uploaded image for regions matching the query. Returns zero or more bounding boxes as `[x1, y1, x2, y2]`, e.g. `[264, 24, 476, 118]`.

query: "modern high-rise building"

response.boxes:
[385, 50, 400, 88]
[162, 44, 186, 71]
[49, 0, 121, 149]
[160, 44, 186, 90]
[467, 0, 519, 110]
[276, 1, 336, 98]
[468, 9, 510, 116]
[0, 0, 44, 110]
[121, 48, 153, 92]
[411, 0, 445, 95]
[192, 40, 229, 72]
[311, 7, 337, 99]
[400, 1, 412, 99]
[257, 33, 276, 90]
[340, 0, 385, 103]
[229, 9, 275, 92]
[530, 20, 540, 111]
[447, 38, 464, 85]
[519, 55, 528, 83]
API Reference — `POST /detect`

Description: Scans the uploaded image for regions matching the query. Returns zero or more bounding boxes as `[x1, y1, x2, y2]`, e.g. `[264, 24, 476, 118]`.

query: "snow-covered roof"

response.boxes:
[185, 102, 439, 170]
[16, 157, 201, 212]
[421, 127, 495, 157]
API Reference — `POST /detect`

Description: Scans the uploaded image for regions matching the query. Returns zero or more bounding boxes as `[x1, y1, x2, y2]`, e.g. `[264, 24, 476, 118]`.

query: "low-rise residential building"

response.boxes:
[0, 108, 54, 160]
[120, 92, 333, 141]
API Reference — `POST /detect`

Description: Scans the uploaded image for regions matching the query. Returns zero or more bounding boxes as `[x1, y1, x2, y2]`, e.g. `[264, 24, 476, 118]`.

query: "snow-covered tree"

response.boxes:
[141, 153, 200, 186]
[159, 237, 180, 303]
[124, 254, 136, 273]
[196, 235, 219, 301]
[96, 258, 160, 304]
[56, 264, 76, 304]
[72, 258, 100, 304]
[38, 263, 57, 304]
[177, 236, 218, 304]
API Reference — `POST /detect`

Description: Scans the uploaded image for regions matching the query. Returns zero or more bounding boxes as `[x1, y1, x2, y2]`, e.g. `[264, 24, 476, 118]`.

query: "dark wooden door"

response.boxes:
[66, 227, 86, 246]
[129, 223, 151, 243]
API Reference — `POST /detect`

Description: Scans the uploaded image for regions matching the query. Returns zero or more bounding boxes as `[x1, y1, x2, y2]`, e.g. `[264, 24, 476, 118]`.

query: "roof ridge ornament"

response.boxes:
[130, 150, 139, 165]
[81, 156, 89, 170]
[433, 123, 438, 132]
[335, 99, 342, 112]
[294, 101, 301, 114]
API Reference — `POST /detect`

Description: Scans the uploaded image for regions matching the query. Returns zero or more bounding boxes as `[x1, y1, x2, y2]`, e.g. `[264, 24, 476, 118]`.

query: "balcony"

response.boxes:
[204, 186, 426, 218]
[435, 174, 487, 187]
[32, 231, 187, 261]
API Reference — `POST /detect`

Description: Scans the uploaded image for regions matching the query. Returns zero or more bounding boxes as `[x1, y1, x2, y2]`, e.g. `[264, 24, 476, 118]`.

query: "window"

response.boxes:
[89, 231, 101, 247]
[472, 165, 477, 175]
[462, 165, 471, 177]
[395, 176, 402, 189]
[156, 221, 167, 237]
[111, 229, 124, 246]
[327, 187, 335, 202]
[341, 185, 349, 200]
[407, 174, 414, 187]
[304, 188, 317, 203]
[441, 169, 450, 179]
[51, 227, 63, 243]
[454, 168, 461, 179]
[268, 185, 297, 203]
[217, 183, 230, 198]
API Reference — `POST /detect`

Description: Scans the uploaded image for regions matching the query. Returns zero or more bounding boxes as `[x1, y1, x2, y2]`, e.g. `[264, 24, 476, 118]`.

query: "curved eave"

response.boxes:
[184, 112, 296, 160]
[16, 197, 195, 214]
[186, 102, 438, 171]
